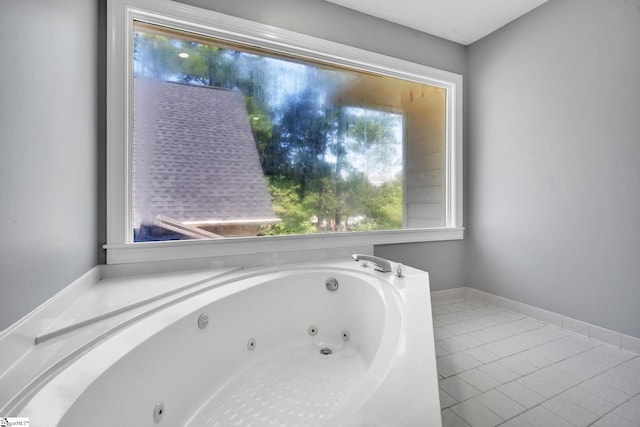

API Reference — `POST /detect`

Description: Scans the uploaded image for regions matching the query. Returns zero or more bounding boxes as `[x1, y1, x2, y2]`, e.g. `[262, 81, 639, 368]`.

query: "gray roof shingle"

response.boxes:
[133, 78, 278, 227]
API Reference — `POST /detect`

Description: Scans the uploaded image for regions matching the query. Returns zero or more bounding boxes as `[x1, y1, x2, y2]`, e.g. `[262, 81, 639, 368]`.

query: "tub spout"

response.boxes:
[352, 254, 392, 273]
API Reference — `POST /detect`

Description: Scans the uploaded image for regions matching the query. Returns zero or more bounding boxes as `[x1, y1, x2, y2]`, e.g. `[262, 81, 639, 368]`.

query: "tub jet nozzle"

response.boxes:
[153, 402, 165, 423]
[325, 277, 339, 292]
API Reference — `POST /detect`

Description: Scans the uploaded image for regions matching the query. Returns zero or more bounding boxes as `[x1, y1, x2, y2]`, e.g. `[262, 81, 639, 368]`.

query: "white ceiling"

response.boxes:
[324, 0, 549, 45]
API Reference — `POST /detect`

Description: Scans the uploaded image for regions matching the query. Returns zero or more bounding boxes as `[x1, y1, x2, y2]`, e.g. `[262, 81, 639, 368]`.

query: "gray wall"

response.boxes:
[376, 242, 465, 291]
[466, 0, 640, 337]
[0, 0, 100, 330]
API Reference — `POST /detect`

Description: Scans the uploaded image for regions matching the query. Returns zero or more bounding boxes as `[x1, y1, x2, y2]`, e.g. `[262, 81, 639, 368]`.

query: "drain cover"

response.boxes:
[320, 347, 333, 355]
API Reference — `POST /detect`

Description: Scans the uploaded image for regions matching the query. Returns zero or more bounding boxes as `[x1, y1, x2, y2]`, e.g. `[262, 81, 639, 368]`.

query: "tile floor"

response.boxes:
[432, 296, 640, 427]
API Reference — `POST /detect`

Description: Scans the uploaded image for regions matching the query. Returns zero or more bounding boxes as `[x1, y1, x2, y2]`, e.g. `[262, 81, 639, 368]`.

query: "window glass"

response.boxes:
[132, 22, 446, 242]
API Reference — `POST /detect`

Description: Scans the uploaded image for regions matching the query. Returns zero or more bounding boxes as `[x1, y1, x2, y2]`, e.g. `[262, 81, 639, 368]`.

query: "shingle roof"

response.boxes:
[133, 78, 278, 227]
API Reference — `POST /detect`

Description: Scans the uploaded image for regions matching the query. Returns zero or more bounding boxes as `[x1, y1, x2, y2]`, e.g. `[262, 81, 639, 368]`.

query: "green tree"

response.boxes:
[134, 32, 181, 79]
[274, 86, 333, 195]
[344, 109, 402, 183]
[364, 180, 403, 229]
[176, 43, 232, 87]
[261, 177, 316, 235]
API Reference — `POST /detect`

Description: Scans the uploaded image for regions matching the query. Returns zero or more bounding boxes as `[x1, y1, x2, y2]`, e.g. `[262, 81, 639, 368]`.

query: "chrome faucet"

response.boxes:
[352, 254, 392, 273]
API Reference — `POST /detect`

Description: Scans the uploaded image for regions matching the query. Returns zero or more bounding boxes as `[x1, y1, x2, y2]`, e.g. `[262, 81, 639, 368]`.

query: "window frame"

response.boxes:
[105, 0, 463, 264]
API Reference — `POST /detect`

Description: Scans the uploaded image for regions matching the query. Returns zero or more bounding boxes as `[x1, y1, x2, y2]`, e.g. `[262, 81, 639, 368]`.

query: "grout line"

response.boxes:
[586, 391, 640, 427]
[435, 296, 640, 427]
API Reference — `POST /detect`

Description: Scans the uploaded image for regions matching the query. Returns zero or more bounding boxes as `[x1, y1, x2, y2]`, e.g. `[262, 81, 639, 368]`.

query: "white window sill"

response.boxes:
[103, 228, 464, 265]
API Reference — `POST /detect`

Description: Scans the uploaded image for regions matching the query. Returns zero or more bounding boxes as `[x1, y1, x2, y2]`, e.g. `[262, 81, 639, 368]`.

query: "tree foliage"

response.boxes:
[260, 177, 316, 236]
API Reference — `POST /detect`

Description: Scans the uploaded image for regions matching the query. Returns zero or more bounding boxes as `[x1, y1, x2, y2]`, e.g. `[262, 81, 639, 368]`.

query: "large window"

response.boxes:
[106, 0, 463, 263]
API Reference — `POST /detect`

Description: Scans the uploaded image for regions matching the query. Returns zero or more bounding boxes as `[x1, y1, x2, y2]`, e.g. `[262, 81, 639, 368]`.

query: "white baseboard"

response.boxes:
[431, 287, 640, 355]
[430, 288, 467, 304]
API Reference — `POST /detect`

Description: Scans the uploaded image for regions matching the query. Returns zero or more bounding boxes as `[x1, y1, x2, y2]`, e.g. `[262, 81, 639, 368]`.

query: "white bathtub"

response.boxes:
[14, 260, 441, 426]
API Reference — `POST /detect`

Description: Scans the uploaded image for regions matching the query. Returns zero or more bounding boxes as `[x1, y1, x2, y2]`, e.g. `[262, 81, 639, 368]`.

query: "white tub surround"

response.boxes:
[0, 258, 441, 426]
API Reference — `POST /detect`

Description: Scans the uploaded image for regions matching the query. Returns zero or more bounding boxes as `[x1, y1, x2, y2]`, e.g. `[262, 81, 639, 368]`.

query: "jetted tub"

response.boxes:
[14, 259, 441, 426]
